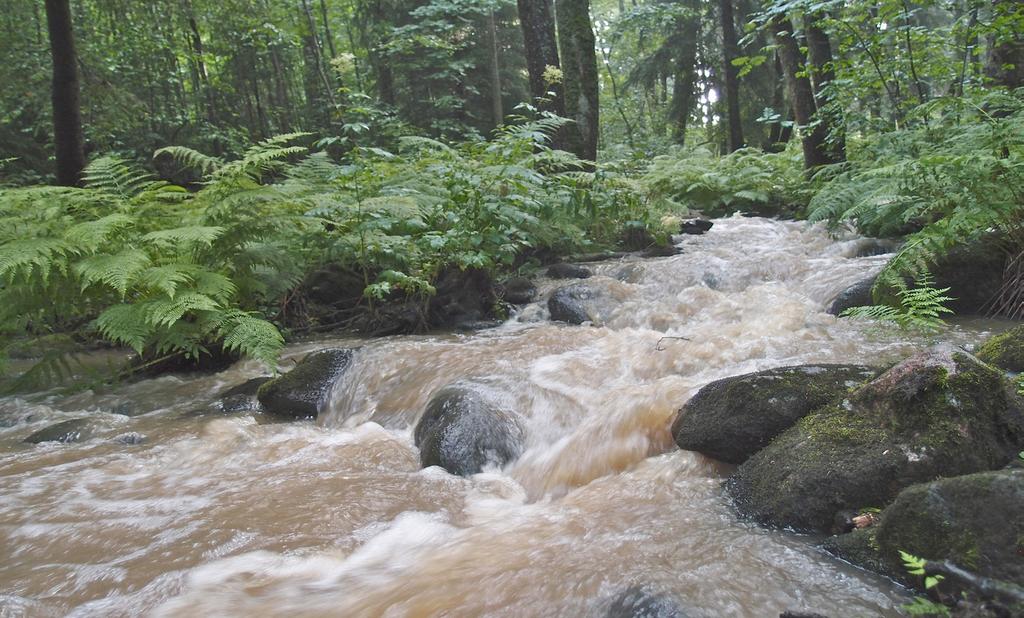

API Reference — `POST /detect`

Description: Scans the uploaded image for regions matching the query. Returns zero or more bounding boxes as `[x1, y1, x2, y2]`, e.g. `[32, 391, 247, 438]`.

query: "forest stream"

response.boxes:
[0, 216, 999, 617]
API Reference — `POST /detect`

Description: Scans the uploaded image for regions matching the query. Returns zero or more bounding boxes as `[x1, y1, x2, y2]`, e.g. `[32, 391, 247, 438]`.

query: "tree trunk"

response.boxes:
[487, 10, 504, 127]
[804, 11, 845, 162]
[718, 0, 743, 151]
[556, 0, 600, 160]
[769, 16, 833, 170]
[986, 0, 1024, 89]
[44, 0, 85, 186]
[516, 0, 565, 115]
[319, 0, 337, 59]
[300, 0, 336, 108]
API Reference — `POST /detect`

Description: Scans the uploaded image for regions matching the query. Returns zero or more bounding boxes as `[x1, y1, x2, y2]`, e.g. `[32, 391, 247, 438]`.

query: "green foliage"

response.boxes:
[808, 90, 1024, 282]
[841, 272, 953, 332]
[899, 551, 951, 616]
[641, 146, 806, 216]
[1, 120, 662, 391]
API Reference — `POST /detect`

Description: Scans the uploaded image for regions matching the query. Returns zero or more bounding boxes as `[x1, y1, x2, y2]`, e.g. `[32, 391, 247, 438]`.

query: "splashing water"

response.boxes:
[0, 217, 990, 617]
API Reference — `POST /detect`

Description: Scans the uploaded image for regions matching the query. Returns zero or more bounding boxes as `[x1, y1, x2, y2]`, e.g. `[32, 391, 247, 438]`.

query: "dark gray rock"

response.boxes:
[414, 386, 525, 476]
[727, 347, 1024, 533]
[824, 469, 1024, 589]
[930, 237, 1006, 314]
[679, 219, 713, 235]
[827, 277, 875, 315]
[853, 238, 899, 257]
[500, 277, 537, 304]
[217, 377, 272, 413]
[257, 349, 355, 419]
[671, 364, 877, 464]
[24, 418, 100, 444]
[548, 282, 606, 325]
[547, 263, 592, 279]
[606, 587, 687, 618]
[113, 432, 146, 445]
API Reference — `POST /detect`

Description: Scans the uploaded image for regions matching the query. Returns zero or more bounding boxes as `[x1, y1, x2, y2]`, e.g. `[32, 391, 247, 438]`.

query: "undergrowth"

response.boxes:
[0, 115, 672, 392]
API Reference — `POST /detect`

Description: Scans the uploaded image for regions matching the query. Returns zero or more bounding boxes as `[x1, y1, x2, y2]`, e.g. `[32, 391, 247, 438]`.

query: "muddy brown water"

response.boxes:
[0, 217, 1001, 617]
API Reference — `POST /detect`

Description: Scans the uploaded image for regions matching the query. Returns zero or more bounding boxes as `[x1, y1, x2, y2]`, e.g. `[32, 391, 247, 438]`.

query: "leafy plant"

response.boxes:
[899, 551, 951, 616]
[841, 271, 954, 332]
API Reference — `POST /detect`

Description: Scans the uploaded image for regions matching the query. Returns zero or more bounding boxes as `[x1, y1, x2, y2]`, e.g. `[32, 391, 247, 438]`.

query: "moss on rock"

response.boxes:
[726, 346, 1024, 533]
[977, 325, 1024, 373]
[672, 364, 878, 464]
[824, 469, 1024, 590]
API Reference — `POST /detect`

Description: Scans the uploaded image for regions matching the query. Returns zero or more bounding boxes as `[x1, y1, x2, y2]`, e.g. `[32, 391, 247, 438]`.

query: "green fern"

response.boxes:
[841, 271, 954, 331]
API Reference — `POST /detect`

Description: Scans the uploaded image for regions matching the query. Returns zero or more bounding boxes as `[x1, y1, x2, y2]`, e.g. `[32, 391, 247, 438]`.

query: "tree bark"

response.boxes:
[487, 10, 504, 127]
[718, 0, 743, 151]
[516, 0, 565, 115]
[44, 0, 85, 186]
[556, 0, 600, 160]
[804, 11, 845, 162]
[769, 16, 833, 170]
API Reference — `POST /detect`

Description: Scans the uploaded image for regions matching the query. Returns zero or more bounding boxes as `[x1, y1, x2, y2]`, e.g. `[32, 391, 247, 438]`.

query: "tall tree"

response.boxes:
[769, 16, 833, 169]
[556, 0, 600, 160]
[718, 0, 743, 151]
[516, 0, 565, 116]
[44, 0, 86, 186]
[804, 11, 845, 162]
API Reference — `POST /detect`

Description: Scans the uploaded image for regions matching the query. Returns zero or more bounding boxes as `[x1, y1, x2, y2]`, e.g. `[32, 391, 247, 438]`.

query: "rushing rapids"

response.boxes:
[0, 216, 991, 617]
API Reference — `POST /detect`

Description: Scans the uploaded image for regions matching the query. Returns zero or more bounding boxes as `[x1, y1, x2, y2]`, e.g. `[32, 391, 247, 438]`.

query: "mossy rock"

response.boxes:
[672, 364, 878, 464]
[826, 469, 1024, 591]
[414, 385, 524, 476]
[216, 377, 272, 414]
[727, 346, 1024, 533]
[976, 325, 1024, 373]
[257, 348, 355, 419]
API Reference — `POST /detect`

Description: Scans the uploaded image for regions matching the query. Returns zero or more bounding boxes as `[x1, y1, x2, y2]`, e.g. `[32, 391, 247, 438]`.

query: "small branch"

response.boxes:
[924, 560, 1024, 606]
[656, 336, 691, 351]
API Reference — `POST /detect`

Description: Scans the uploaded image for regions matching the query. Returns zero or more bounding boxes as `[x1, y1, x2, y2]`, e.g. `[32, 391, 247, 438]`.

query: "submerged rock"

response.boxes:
[672, 364, 877, 464]
[414, 385, 524, 476]
[257, 349, 355, 419]
[606, 586, 688, 618]
[548, 282, 607, 325]
[500, 277, 537, 305]
[679, 219, 713, 235]
[727, 346, 1024, 532]
[825, 469, 1024, 588]
[976, 325, 1024, 373]
[547, 263, 592, 279]
[826, 277, 875, 315]
[24, 418, 100, 444]
[216, 377, 272, 413]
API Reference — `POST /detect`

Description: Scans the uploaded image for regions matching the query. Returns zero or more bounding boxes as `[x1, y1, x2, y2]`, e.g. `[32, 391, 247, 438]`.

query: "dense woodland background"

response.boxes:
[1, 0, 1023, 389]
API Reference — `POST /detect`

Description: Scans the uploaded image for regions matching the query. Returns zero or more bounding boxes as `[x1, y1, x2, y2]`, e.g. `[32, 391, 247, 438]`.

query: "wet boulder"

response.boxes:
[216, 377, 272, 413]
[257, 349, 355, 419]
[852, 238, 899, 258]
[679, 219, 713, 235]
[825, 469, 1024, 588]
[500, 277, 537, 305]
[606, 586, 688, 618]
[826, 277, 875, 315]
[727, 346, 1024, 533]
[548, 282, 609, 325]
[976, 325, 1024, 373]
[672, 365, 877, 464]
[929, 237, 1006, 314]
[414, 386, 525, 476]
[547, 263, 592, 279]
[24, 418, 101, 444]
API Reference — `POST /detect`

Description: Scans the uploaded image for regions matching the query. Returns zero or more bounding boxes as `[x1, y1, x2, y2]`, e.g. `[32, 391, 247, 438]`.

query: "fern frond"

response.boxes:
[217, 310, 284, 368]
[74, 249, 151, 297]
[154, 146, 224, 176]
[95, 303, 153, 353]
[142, 225, 225, 247]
